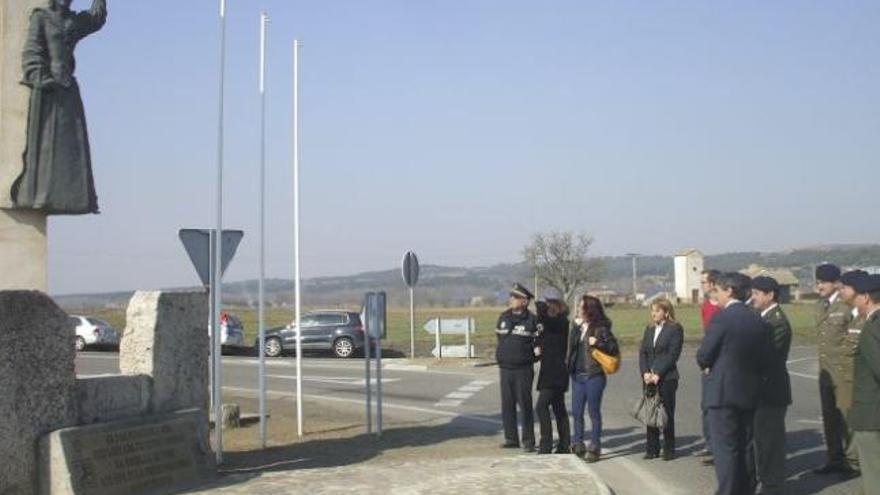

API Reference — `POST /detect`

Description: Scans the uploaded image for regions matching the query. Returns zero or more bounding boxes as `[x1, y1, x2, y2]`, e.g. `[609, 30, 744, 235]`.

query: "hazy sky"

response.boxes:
[50, 0, 879, 295]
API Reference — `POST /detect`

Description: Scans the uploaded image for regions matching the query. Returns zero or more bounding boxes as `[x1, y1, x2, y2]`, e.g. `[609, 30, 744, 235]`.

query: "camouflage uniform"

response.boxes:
[816, 294, 856, 468]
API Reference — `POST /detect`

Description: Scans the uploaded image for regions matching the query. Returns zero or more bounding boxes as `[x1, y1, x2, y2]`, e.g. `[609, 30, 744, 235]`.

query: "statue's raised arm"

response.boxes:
[72, 0, 107, 40]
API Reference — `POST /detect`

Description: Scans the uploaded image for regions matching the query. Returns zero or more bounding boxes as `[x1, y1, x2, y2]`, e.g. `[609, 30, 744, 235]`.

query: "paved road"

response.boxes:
[77, 346, 861, 495]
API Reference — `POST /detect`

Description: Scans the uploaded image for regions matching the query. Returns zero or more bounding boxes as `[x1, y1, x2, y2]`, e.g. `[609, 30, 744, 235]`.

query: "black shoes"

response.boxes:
[500, 441, 520, 449]
[813, 463, 857, 475]
[522, 444, 536, 453]
[662, 450, 676, 461]
[644, 452, 659, 460]
[554, 444, 570, 454]
[571, 443, 587, 458]
[585, 450, 600, 463]
[537, 446, 552, 455]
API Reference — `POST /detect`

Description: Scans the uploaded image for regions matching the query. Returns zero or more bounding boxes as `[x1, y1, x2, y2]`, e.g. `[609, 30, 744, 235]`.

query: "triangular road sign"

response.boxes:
[179, 229, 244, 287]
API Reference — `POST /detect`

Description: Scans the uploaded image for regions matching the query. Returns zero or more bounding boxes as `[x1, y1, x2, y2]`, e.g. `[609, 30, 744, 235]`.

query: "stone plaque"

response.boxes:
[40, 409, 215, 495]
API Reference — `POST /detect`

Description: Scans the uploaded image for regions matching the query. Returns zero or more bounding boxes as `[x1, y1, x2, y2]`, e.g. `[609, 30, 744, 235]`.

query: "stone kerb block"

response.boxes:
[119, 291, 209, 415]
[76, 375, 152, 425]
[0, 291, 77, 495]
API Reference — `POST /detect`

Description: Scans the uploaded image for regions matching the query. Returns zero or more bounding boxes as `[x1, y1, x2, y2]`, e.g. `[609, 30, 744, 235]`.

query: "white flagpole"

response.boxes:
[212, 0, 228, 465]
[257, 10, 269, 450]
[293, 39, 304, 437]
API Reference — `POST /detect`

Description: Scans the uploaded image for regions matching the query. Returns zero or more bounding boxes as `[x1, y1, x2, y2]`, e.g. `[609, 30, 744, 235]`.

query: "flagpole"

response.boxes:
[212, 0, 228, 465]
[257, 10, 269, 450]
[293, 39, 303, 437]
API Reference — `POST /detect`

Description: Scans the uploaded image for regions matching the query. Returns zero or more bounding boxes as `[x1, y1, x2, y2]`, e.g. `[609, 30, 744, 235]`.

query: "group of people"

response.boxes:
[493, 262, 880, 495]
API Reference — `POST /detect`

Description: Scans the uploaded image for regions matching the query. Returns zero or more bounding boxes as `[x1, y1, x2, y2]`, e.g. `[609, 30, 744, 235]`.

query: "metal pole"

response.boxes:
[632, 255, 638, 297]
[365, 315, 372, 434]
[257, 11, 269, 450]
[212, 0, 227, 466]
[409, 287, 414, 358]
[376, 332, 382, 436]
[293, 40, 304, 437]
[465, 317, 471, 359]
[435, 317, 441, 359]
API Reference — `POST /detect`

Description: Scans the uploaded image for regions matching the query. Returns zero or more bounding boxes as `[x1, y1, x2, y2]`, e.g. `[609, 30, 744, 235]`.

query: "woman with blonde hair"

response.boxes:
[638, 298, 684, 460]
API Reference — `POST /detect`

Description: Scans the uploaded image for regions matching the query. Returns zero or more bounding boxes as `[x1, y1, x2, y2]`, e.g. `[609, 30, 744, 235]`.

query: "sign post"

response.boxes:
[401, 251, 419, 358]
[363, 292, 386, 435]
[178, 228, 243, 465]
[424, 318, 475, 358]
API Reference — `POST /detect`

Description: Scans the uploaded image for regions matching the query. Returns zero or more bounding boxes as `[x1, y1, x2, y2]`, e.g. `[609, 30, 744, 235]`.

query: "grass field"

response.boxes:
[77, 303, 818, 359]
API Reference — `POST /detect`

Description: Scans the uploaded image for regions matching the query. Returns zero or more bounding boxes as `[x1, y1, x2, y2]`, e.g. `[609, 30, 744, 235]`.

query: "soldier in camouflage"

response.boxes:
[813, 263, 858, 475]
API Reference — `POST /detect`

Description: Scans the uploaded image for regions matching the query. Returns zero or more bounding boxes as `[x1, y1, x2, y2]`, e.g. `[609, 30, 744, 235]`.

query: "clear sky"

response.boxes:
[50, 0, 879, 295]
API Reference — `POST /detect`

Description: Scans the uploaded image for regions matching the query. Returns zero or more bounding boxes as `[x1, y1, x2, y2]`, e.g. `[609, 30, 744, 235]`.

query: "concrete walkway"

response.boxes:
[188, 453, 611, 495]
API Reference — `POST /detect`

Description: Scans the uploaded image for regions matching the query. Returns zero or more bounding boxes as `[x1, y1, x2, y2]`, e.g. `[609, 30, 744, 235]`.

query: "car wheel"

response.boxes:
[333, 337, 354, 358]
[265, 337, 282, 358]
[75, 337, 86, 352]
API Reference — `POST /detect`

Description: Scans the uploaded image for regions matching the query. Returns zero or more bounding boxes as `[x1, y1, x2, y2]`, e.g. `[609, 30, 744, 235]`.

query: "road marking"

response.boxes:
[434, 379, 493, 408]
[796, 419, 824, 425]
[221, 385, 502, 426]
[790, 371, 818, 380]
[265, 374, 400, 386]
[786, 357, 816, 364]
[445, 391, 474, 400]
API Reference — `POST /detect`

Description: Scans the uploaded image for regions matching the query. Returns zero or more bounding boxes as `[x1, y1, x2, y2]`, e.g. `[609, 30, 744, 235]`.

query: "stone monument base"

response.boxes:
[39, 408, 216, 495]
[0, 209, 47, 291]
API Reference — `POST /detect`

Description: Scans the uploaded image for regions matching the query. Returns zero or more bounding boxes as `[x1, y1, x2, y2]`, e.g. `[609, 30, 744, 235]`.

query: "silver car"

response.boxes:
[70, 315, 120, 352]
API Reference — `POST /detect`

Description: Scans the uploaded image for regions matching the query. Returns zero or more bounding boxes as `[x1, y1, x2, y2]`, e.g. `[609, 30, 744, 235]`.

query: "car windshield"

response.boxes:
[86, 318, 110, 327]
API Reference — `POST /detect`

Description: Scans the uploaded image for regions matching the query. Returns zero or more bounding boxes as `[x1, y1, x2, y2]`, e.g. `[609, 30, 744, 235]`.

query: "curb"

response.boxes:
[572, 457, 615, 495]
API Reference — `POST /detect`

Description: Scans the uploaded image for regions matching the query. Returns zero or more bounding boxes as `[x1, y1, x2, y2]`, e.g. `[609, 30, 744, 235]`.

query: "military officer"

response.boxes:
[813, 263, 857, 474]
[850, 274, 880, 495]
[496, 283, 540, 451]
[749, 276, 792, 495]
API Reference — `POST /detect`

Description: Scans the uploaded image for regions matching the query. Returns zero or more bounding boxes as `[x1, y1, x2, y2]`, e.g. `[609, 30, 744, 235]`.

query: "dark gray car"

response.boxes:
[259, 311, 365, 358]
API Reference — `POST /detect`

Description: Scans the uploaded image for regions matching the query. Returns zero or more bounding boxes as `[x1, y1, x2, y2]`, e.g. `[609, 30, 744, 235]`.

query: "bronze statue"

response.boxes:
[11, 0, 107, 215]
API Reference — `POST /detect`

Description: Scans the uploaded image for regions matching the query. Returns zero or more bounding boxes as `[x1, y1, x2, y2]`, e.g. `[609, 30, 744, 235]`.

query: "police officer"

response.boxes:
[814, 263, 857, 475]
[850, 274, 880, 495]
[496, 283, 540, 451]
[749, 276, 792, 495]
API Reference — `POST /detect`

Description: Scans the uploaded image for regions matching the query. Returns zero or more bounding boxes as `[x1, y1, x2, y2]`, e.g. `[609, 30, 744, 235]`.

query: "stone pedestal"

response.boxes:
[0, 1, 48, 291]
[0, 291, 77, 495]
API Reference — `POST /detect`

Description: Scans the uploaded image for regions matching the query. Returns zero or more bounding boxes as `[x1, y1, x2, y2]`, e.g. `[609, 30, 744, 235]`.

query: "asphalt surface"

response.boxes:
[77, 345, 862, 495]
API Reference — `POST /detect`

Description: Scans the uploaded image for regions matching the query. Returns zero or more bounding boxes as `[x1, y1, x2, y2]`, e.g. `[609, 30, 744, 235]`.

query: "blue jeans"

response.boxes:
[571, 373, 606, 451]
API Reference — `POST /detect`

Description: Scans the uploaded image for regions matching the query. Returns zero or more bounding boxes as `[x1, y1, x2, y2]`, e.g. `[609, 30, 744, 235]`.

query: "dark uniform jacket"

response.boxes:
[495, 309, 539, 369]
[758, 304, 793, 407]
[639, 321, 684, 382]
[697, 302, 773, 410]
[535, 307, 569, 391]
[816, 295, 854, 375]
[850, 310, 880, 431]
[566, 320, 619, 377]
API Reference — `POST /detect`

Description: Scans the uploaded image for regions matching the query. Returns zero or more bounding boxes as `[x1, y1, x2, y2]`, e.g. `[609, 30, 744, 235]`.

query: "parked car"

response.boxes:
[208, 312, 248, 353]
[70, 315, 119, 351]
[258, 310, 365, 358]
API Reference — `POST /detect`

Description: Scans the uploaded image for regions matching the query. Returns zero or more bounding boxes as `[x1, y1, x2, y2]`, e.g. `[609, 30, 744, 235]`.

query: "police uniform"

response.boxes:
[750, 276, 792, 495]
[849, 275, 880, 495]
[814, 264, 856, 473]
[496, 283, 539, 450]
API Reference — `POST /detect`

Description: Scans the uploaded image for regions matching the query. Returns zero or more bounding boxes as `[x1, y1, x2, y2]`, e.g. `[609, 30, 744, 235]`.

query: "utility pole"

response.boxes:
[625, 253, 639, 301]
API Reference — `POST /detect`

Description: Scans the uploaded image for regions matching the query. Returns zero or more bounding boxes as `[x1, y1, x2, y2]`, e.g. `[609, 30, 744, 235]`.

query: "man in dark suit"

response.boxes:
[697, 272, 772, 495]
[850, 274, 880, 495]
[748, 276, 792, 495]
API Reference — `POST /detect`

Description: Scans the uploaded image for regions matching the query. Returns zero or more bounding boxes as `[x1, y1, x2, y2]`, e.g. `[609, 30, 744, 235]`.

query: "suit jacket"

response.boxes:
[816, 295, 853, 371]
[758, 305, 792, 406]
[850, 310, 880, 430]
[697, 301, 772, 410]
[639, 321, 684, 382]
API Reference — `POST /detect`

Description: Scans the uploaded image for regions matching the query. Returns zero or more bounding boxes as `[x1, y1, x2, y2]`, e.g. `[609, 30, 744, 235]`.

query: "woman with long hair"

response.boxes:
[638, 298, 684, 460]
[566, 295, 619, 462]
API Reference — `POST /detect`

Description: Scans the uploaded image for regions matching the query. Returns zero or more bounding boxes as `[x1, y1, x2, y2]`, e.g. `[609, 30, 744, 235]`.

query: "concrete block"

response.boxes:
[119, 291, 209, 415]
[75, 375, 152, 425]
[0, 291, 76, 495]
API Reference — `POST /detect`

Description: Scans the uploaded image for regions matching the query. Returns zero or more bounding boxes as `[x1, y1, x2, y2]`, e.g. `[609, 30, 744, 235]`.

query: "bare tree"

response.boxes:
[522, 231, 604, 307]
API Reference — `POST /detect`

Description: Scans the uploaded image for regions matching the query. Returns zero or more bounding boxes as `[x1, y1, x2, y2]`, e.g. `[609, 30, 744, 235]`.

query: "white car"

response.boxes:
[70, 315, 120, 352]
[207, 312, 248, 352]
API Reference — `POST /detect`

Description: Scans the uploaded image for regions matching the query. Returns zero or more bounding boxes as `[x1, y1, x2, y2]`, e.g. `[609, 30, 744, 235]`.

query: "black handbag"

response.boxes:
[631, 383, 668, 429]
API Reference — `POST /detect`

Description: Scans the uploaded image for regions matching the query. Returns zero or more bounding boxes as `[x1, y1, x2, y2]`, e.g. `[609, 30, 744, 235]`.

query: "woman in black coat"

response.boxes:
[534, 290, 571, 454]
[639, 298, 684, 460]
